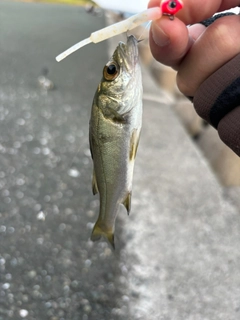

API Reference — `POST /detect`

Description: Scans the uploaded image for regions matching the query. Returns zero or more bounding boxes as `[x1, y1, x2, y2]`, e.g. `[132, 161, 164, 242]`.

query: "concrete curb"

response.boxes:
[106, 17, 240, 320]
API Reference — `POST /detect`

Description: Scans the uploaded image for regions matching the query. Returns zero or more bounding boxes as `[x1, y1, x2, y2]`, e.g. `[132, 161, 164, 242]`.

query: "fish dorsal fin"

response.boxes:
[122, 192, 131, 215]
[89, 135, 99, 195]
[92, 169, 99, 195]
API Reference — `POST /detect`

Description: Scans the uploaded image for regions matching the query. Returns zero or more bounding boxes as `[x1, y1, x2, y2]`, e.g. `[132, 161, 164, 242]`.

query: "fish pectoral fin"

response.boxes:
[91, 222, 115, 249]
[92, 169, 99, 195]
[122, 192, 131, 215]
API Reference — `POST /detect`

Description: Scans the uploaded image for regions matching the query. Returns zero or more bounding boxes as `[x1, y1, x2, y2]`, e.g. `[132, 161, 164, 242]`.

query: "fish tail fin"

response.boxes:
[91, 222, 115, 249]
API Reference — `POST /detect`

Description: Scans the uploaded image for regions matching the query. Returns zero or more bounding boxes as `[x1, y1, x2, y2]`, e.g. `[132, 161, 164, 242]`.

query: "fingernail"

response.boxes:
[151, 21, 170, 47]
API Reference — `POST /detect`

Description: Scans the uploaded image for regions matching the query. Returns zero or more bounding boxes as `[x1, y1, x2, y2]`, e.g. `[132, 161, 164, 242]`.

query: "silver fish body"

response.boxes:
[89, 35, 142, 248]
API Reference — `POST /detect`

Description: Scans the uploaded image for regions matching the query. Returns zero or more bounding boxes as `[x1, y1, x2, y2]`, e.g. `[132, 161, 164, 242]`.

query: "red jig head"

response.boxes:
[161, 0, 183, 19]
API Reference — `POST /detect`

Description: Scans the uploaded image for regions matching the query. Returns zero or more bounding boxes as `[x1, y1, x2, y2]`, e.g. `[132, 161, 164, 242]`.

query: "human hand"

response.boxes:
[148, 0, 240, 156]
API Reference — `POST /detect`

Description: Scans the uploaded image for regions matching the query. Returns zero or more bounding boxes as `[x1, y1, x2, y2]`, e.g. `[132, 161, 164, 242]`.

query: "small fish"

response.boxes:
[89, 35, 143, 249]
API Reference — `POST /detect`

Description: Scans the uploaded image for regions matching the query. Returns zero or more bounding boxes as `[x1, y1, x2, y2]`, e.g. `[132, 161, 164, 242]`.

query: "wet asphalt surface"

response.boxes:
[2, 3, 240, 320]
[0, 2, 129, 319]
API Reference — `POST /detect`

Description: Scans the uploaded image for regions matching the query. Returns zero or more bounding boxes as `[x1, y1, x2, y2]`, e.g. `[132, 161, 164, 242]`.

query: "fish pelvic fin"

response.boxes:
[91, 222, 115, 249]
[122, 192, 131, 215]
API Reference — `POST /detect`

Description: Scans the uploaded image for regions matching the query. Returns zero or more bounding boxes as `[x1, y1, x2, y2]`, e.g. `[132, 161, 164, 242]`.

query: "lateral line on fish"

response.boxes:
[55, 1, 184, 62]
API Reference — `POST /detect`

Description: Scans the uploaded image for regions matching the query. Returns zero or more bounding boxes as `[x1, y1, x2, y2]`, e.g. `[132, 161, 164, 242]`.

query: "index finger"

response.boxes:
[148, 0, 240, 24]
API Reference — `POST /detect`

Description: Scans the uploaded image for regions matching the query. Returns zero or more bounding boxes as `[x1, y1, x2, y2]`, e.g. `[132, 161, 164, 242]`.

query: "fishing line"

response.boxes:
[137, 20, 152, 43]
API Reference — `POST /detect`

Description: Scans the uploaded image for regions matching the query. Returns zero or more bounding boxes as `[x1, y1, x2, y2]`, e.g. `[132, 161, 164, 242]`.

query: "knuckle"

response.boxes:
[176, 73, 195, 96]
[210, 16, 240, 54]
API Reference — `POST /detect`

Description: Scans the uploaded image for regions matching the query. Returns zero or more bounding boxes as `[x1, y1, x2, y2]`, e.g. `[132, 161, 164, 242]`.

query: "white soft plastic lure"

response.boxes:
[56, 0, 183, 62]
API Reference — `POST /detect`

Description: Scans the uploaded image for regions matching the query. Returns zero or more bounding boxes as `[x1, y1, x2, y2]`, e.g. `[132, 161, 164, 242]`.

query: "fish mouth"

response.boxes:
[116, 35, 139, 71]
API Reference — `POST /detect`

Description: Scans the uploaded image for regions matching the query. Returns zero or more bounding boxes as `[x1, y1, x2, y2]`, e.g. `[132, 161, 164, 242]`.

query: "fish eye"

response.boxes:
[103, 62, 119, 81]
[168, 1, 177, 9]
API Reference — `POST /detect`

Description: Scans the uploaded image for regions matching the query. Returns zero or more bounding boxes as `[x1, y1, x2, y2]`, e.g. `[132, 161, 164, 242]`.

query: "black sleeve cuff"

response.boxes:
[198, 12, 237, 27]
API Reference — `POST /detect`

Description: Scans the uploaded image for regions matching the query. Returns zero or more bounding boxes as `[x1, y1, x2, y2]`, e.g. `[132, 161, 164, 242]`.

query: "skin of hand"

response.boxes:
[148, 0, 240, 97]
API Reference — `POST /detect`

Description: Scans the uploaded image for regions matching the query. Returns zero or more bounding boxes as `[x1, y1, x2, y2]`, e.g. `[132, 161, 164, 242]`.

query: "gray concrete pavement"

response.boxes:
[1, 2, 240, 320]
[122, 64, 240, 320]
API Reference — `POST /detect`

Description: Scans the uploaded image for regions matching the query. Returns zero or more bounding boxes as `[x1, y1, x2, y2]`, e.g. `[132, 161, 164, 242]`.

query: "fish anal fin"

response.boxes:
[91, 222, 115, 249]
[92, 170, 99, 195]
[130, 129, 140, 161]
[122, 192, 131, 215]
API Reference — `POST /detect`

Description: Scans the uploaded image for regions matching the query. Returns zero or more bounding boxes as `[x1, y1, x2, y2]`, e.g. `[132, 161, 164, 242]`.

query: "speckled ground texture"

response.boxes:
[1, 2, 240, 320]
[0, 2, 127, 320]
